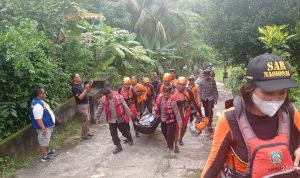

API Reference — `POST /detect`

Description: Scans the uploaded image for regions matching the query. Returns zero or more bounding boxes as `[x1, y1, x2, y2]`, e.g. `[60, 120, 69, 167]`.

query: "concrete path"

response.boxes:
[17, 82, 232, 178]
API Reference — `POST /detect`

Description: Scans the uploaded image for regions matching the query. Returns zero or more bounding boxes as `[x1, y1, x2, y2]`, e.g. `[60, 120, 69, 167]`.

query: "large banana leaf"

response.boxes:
[99, 56, 115, 71]
[138, 55, 156, 66]
[122, 60, 133, 69]
[114, 46, 125, 58]
[117, 44, 134, 55]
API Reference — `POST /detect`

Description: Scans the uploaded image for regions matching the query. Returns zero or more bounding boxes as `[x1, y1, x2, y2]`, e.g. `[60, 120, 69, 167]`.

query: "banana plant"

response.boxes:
[76, 21, 156, 76]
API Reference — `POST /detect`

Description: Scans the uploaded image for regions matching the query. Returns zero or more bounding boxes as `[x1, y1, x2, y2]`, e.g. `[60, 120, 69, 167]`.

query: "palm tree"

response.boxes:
[127, 0, 199, 73]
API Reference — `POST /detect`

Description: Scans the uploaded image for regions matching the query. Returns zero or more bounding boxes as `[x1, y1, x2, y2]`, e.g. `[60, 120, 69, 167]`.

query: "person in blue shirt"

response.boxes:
[30, 86, 57, 161]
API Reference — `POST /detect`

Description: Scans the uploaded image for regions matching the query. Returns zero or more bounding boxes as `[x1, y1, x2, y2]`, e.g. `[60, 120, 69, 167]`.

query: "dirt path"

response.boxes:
[17, 82, 232, 178]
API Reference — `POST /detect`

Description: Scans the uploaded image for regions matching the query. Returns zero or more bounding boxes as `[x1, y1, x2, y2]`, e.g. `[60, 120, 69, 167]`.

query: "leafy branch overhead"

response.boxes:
[77, 21, 156, 75]
[259, 25, 297, 58]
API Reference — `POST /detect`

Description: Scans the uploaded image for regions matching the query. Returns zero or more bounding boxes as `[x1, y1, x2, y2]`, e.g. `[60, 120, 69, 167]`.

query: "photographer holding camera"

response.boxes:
[71, 73, 94, 140]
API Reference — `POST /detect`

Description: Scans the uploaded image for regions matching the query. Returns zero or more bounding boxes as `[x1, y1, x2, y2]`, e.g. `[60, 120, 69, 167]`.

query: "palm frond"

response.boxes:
[135, 9, 150, 29]
[156, 21, 167, 41]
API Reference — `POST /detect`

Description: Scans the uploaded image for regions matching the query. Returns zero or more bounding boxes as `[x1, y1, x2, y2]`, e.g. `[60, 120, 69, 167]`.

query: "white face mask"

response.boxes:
[251, 93, 285, 117]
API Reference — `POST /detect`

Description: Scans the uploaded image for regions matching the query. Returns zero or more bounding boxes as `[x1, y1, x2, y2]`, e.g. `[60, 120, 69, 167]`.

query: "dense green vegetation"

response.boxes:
[0, 0, 299, 141]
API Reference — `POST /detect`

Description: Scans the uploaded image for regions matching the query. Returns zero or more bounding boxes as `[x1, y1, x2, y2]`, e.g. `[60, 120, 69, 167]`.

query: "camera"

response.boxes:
[84, 80, 104, 88]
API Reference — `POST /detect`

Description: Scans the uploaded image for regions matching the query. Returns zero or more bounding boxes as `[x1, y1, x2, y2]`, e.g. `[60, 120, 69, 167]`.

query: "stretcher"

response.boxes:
[133, 109, 160, 134]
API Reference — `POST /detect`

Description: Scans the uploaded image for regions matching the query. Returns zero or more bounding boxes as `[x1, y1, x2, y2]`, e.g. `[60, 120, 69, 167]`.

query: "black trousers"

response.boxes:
[145, 99, 153, 113]
[201, 99, 215, 127]
[190, 112, 196, 122]
[126, 122, 131, 132]
[190, 106, 197, 122]
[161, 121, 176, 150]
[109, 122, 132, 147]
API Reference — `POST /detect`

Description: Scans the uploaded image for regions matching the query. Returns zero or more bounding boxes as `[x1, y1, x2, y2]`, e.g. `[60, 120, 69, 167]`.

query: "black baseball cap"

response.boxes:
[246, 53, 298, 92]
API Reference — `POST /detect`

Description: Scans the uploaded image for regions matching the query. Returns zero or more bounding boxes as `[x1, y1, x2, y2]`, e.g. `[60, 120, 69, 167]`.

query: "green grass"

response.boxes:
[214, 66, 234, 82]
[49, 120, 82, 149]
[0, 120, 82, 178]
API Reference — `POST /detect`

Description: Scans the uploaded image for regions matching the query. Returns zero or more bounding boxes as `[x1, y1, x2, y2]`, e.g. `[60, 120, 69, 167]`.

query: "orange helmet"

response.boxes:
[143, 77, 150, 84]
[123, 77, 131, 85]
[178, 76, 187, 85]
[163, 73, 172, 82]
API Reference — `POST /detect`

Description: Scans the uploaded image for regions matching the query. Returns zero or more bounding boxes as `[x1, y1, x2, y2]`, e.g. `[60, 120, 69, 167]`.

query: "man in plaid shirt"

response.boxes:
[198, 69, 218, 132]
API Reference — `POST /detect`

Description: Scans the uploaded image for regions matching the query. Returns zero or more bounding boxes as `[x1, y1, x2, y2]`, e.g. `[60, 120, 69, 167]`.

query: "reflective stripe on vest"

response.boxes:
[120, 88, 136, 110]
[236, 109, 293, 178]
[156, 94, 176, 123]
[102, 91, 125, 121]
[173, 89, 191, 118]
[30, 98, 54, 129]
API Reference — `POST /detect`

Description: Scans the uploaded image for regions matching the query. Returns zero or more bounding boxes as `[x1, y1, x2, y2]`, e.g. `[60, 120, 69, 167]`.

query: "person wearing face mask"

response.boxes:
[201, 53, 300, 178]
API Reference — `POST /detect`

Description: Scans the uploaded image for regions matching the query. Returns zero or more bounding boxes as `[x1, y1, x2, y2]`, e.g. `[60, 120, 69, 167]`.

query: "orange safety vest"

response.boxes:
[102, 91, 125, 121]
[240, 110, 293, 178]
[133, 83, 146, 104]
[158, 83, 175, 96]
[221, 99, 295, 178]
[171, 79, 178, 87]
[172, 89, 191, 119]
[119, 88, 137, 121]
[188, 84, 199, 105]
[156, 94, 176, 124]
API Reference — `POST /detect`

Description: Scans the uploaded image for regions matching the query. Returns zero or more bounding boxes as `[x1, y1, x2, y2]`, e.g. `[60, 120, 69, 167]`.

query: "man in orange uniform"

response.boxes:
[156, 73, 176, 96]
[118, 77, 139, 139]
[188, 75, 202, 122]
[131, 76, 146, 116]
[131, 75, 146, 134]
[142, 77, 156, 113]
[172, 77, 202, 153]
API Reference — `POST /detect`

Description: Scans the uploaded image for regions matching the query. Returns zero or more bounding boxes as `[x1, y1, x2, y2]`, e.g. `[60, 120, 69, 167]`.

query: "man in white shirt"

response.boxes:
[30, 87, 57, 161]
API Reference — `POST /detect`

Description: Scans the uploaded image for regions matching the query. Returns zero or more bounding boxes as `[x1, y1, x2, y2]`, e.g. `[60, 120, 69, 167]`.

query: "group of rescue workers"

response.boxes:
[29, 53, 300, 177]
[94, 68, 218, 155]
